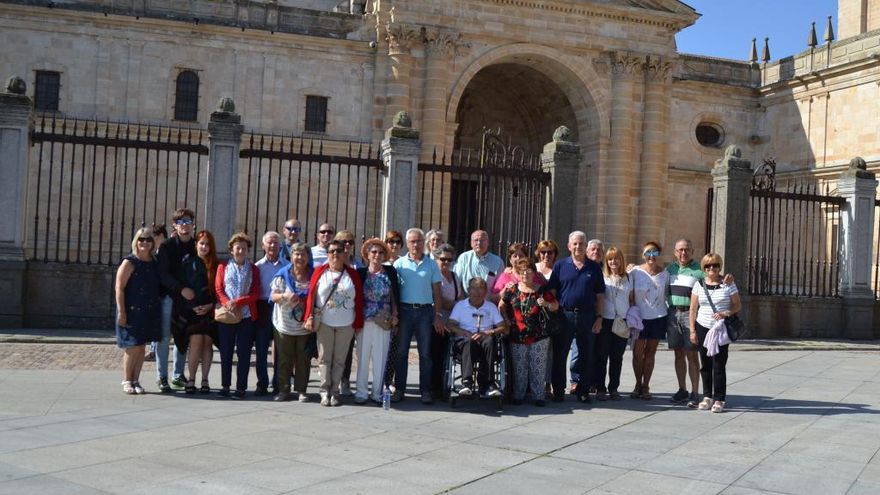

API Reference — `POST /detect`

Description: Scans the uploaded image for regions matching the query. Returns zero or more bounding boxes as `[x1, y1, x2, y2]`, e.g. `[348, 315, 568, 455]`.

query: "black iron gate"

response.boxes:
[416, 130, 550, 253]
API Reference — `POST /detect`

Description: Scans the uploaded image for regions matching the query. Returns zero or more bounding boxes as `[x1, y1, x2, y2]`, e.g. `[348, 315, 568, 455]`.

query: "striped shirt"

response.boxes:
[667, 260, 704, 308]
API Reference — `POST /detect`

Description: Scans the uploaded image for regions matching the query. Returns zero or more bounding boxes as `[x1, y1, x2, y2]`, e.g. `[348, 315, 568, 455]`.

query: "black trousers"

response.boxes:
[593, 318, 628, 393]
[696, 322, 728, 401]
[456, 336, 495, 389]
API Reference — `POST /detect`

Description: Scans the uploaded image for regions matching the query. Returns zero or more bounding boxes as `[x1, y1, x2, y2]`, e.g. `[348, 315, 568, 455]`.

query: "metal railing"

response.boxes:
[28, 114, 208, 265]
[874, 199, 880, 300]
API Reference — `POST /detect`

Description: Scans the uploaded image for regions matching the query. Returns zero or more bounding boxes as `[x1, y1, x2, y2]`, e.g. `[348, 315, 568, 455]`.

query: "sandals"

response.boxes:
[122, 381, 135, 395]
[132, 382, 144, 394]
[630, 385, 642, 399]
[640, 386, 652, 400]
[185, 380, 197, 395]
[711, 401, 725, 413]
[199, 380, 211, 394]
[698, 397, 713, 410]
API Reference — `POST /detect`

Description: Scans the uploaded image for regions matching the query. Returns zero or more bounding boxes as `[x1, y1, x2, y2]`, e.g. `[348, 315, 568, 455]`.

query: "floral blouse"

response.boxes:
[501, 285, 557, 345]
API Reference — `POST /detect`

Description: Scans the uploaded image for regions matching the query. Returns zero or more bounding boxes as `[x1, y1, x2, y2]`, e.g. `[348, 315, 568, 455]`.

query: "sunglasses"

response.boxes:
[284, 226, 302, 233]
[387, 239, 402, 245]
[539, 251, 555, 256]
[137, 237, 154, 243]
[704, 263, 721, 270]
[438, 257, 453, 262]
[327, 248, 344, 254]
[369, 250, 384, 255]
[175, 218, 193, 226]
[318, 229, 334, 235]
[340, 239, 354, 245]
[643, 250, 660, 257]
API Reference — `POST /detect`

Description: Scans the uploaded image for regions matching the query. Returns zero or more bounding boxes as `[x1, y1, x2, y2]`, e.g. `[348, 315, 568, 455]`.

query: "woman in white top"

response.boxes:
[270, 242, 313, 402]
[534, 239, 559, 282]
[593, 247, 633, 401]
[629, 241, 669, 400]
[689, 253, 741, 413]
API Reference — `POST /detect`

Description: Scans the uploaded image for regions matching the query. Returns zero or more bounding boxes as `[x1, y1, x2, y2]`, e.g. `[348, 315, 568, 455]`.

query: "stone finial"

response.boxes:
[5, 76, 26, 95]
[842, 156, 875, 180]
[217, 96, 235, 113]
[824, 15, 835, 43]
[724, 144, 742, 159]
[808, 22, 818, 48]
[713, 143, 752, 174]
[552, 125, 572, 143]
[393, 111, 411, 128]
[749, 38, 758, 63]
[761, 37, 771, 62]
[385, 111, 419, 139]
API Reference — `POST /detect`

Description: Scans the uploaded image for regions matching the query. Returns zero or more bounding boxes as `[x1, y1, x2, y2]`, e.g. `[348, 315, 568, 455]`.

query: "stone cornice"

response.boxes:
[758, 54, 880, 96]
[478, 0, 697, 32]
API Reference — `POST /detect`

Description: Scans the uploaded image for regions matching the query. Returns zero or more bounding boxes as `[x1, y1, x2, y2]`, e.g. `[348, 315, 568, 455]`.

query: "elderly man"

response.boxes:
[311, 222, 335, 266]
[547, 231, 605, 403]
[391, 228, 445, 404]
[454, 230, 504, 297]
[447, 277, 506, 397]
[280, 218, 302, 261]
[568, 238, 604, 397]
[254, 231, 286, 396]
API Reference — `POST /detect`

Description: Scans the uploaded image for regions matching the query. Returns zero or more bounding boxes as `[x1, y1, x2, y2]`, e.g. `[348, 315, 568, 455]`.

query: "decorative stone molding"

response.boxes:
[385, 111, 419, 139]
[422, 28, 469, 58]
[643, 55, 673, 83]
[384, 22, 421, 55]
[610, 52, 643, 80]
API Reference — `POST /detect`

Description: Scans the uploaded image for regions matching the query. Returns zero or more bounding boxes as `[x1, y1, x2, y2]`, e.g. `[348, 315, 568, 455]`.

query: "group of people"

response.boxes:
[115, 208, 741, 413]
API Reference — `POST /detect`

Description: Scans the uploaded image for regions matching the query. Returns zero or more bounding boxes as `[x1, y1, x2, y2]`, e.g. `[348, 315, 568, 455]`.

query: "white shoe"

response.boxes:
[458, 385, 473, 396]
[698, 397, 713, 410]
[486, 386, 502, 398]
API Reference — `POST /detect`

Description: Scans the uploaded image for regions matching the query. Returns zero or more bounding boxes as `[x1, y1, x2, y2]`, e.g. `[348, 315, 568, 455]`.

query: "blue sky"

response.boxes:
[675, 1, 839, 61]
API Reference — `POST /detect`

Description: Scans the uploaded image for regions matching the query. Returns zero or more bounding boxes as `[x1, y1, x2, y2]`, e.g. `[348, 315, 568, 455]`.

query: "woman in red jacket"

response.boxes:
[215, 232, 261, 399]
[304, 240, 364, 407]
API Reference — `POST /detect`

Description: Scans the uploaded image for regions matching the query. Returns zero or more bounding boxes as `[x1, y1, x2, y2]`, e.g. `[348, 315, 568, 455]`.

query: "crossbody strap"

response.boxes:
[701, 281, 720, 314]
[316, 270, 343, 312]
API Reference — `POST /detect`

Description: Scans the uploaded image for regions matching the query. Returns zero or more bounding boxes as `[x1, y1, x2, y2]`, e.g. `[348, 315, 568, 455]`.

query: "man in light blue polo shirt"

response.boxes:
[454, 230, 504, 297]
[392, 228, 444, 404]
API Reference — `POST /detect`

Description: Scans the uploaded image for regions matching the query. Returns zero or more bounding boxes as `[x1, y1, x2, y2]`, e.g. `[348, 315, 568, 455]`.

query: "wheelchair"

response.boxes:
[442, 333, 508, 411]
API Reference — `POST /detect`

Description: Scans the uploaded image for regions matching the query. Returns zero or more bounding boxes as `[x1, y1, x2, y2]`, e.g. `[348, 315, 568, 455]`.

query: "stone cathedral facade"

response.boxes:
[1, 0, 878, 258]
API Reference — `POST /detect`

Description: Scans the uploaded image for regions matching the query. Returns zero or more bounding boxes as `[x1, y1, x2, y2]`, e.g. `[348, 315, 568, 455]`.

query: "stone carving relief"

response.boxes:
[422, 28, 470, 58]
[643, 55, 673, 82]
[384, 22, 421, 55]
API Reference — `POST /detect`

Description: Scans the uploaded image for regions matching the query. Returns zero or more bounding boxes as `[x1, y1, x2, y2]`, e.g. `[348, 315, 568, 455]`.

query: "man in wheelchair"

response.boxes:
[447, 277, 507, 397]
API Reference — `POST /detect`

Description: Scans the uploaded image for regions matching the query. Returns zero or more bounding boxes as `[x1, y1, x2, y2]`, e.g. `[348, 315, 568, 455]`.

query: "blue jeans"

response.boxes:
[218, 319, 255, 391]
[394, 305, 434, 395]
[569, 338, 580, 384]
[551, 309, 596, 396]
[155, 296, 186, 380]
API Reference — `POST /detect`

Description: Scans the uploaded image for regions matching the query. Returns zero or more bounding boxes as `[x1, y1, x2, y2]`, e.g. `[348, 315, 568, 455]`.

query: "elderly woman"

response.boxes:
[384, 230, 404, 264]
[534, 239, 559, 281]
[215, 233, 261, 399]
[630, 241, 669, 400]
[304, 240, 364, 406]
[689, 253, 741, 413]
[271, 242, 313, 402]
[500, 258, 558, 406]
[354, 238, 400, 404]
[115, 227, 162, 394]
[424, 229, 445, 259]
[181, 230, 218, 394]
[594, 247, 633, 401]
[429, 243, 464, 395]
[493, 243, 544, 299]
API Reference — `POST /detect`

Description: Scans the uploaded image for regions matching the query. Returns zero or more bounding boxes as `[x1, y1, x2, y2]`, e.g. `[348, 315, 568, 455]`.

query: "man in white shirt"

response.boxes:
[254, 231, 286, 395]
[447, 277, 507, 397]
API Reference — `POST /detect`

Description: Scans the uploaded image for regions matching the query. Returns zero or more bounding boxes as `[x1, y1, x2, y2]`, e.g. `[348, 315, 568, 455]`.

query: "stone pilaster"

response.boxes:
[837, 157, 878, 338]
[638, 55, 673, 246]
[381, 112, 421, 235]
[382, 22, 419, 130]
[710, 145, 753, 282]
[0, 76, 33, 327]
[542, 127, 582, 250]
[603, 52, 641, 256]
[205, 97, 244, 253]
[420, 28, 464, 162]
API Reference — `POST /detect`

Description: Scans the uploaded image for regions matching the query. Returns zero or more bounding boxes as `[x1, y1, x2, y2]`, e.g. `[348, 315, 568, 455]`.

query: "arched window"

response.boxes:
[174, 70, 199, 122]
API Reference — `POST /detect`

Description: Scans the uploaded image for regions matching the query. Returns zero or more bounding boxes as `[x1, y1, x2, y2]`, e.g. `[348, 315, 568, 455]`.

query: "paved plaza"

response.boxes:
[0, 340, 878, 495]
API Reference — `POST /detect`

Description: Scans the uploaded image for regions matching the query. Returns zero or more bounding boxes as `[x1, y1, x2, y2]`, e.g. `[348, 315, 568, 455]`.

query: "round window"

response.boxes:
[695, 123, 724, 147]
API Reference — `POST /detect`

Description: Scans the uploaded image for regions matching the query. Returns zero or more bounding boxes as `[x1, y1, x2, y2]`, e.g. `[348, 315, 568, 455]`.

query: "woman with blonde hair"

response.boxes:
[534, 239, 559, 281]
[593, 246, 633, 401]
[114, 226, 162, 394]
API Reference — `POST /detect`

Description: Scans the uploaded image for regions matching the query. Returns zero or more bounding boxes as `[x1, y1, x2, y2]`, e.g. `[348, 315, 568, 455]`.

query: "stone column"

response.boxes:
[542, 126, 582, 250]
[638, 56, 672, 245]
[383, 23, 419, 131]
[710, 145, 753, 282]
[0, 76, 33, 327]
[205, 97, 244, 253]
[381, 112, 421, 235]
[837, 157, 878, 339]
[603, 52, 641, 256]
[420, 29, 458, 161]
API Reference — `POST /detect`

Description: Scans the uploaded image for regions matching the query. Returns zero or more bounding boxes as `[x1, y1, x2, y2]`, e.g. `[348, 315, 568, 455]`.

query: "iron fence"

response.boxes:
[28, 114, 208, 265]
[746, 159, 844, 297]
[416, 131, 550, 254]
[238, 133, 385, 259]
[874, 199, 880, 300]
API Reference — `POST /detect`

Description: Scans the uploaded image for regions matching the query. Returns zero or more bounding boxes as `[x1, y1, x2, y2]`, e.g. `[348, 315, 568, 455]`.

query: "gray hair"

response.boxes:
[262, 231, 281, 244]
[467, 276, 487, 291]
[568, 230, 587, 243]
[587, 239, 604, 250]
[433, 243, 456, 258]
[406, 228, 425, 240]
[674, 238, 694, 250]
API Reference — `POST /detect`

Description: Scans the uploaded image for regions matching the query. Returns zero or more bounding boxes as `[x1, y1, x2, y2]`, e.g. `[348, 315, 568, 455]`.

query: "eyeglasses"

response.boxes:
[284, 226, 302, 233]
[340, 240, 354, 245]
[327, 248, 343, 254]
[387, 239, 402, 245]
[137, 237, 154, 243]
[175, 218, 193, 226]
[318, 229, 334, 235]
[643, 250, 660, 257]
[438, 257, 453, 262]
[369, 249, 385, 255]
[704, 263, 721, 270]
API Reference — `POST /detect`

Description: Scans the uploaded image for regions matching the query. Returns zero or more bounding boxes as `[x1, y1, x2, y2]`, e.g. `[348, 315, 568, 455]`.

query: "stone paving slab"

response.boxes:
[0, 348, 877, 494]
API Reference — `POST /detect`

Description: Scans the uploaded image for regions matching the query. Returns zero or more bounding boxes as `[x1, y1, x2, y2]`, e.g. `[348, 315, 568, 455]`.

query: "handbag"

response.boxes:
[374, 306, 394, 331]
[539, 307, 564, 337]
[611, 318, 629, 339]
[700, 281, 744, 342]
[214, 303, 242, 325]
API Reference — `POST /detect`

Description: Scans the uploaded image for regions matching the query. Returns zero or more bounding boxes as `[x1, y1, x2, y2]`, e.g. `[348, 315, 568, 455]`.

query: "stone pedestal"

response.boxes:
[710, 145, 753, 281]
[381, 112, 421, 235]
[542, 127, 582, 250]
[0, 76, 33, 327]
[837, 157, 878, 339]
[205, 98, 244, 253]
